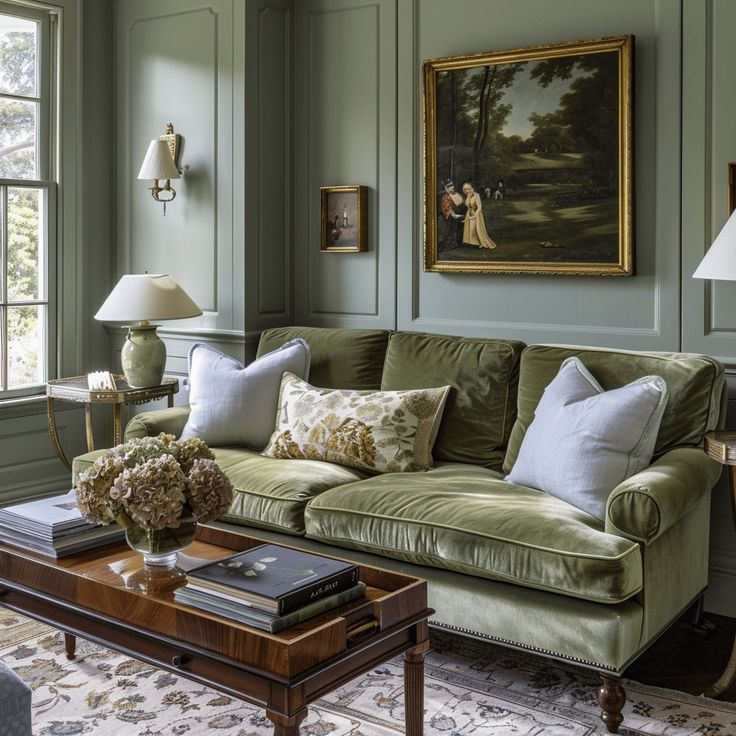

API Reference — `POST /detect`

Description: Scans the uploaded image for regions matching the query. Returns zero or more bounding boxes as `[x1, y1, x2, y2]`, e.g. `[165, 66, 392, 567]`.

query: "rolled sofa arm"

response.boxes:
[123, 406, 191, 441]
[605, 447, 723, 545]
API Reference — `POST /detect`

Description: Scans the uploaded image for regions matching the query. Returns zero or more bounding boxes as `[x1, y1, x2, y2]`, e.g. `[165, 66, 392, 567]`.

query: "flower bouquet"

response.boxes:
[76, 434, 233, 567]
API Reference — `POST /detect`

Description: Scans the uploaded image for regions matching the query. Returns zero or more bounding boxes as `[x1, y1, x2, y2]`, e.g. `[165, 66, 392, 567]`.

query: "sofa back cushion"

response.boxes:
[257, 326, 390, 390]
[503, 344, 725, 474]
[381, 331, 525, 470]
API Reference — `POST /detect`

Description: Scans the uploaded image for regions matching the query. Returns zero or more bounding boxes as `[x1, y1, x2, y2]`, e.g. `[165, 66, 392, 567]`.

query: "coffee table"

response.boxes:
[0, 525, 432, 735]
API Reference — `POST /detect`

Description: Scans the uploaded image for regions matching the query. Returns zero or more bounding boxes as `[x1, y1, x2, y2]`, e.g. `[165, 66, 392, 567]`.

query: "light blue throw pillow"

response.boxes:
[180, 339, 310, 448]
[506, 357, 668, 520]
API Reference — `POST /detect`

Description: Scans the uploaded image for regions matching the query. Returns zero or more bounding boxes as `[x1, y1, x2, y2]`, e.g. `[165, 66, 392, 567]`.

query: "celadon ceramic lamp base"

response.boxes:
[122, 325, 166, 388]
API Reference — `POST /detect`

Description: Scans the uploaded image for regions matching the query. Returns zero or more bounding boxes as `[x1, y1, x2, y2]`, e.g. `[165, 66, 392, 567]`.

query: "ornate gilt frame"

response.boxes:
[423, 35, 634, 275]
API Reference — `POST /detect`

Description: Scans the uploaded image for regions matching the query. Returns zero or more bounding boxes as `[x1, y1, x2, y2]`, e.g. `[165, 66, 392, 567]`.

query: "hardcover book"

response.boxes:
[174, 582, 367, 632]
[186, 543, 359, 615]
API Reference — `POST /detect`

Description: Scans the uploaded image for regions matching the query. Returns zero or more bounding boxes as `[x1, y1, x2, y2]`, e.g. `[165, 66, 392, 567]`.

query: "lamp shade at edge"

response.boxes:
[94, 274, 202, 323]
[137, 139, 180, 180]
[693, 209, 736, 281]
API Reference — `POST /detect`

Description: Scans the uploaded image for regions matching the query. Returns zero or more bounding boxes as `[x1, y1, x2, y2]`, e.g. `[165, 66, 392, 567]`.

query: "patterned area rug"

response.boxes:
[0, 610, 734, 736]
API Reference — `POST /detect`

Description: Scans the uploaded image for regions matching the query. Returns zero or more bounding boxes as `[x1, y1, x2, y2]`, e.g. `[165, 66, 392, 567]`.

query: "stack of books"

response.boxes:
[0, 490, 125, 558]
[175, 543, 366, 632]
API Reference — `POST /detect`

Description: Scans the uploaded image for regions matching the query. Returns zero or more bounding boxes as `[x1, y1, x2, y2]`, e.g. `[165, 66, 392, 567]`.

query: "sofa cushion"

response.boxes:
[262, 373, 450, 473]
[73, 447, 365, 536]
[381, 331, 524, 470]
[506, 357, 668, 520]
[214, 448, 366, 535]
[180, 339, 310, 449]
[503, 345, 725, 474]
[305, 466, 642, 604]
[257, 326, 390, 390]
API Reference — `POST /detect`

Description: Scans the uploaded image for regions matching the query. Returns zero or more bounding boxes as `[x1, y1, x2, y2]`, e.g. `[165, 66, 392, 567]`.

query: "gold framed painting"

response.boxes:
[423, 35, 634, 275]
[729, 163, 736, 216]
[320, 185, 368, 253]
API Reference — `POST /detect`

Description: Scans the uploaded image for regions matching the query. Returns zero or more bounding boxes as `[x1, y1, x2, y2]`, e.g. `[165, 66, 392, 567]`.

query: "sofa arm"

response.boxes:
[123, 406, 191, 441]
[605, 447, 722, 544]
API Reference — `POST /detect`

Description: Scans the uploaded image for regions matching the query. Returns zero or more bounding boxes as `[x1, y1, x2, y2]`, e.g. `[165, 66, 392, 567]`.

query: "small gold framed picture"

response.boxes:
[320, 185, 368, 253]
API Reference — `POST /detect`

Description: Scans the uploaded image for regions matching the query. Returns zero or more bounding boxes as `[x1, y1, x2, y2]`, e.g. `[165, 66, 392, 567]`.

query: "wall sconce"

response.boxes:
[137, 123, 182, 215]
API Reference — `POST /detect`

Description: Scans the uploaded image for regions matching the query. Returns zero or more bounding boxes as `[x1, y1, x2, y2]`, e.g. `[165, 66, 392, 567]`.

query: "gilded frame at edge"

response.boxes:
[320, 185, 368, 253]
[423, 35, 634, 275]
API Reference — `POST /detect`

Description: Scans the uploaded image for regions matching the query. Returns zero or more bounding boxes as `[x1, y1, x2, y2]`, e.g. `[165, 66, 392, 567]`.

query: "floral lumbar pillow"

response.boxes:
[262, 373, 451, 473]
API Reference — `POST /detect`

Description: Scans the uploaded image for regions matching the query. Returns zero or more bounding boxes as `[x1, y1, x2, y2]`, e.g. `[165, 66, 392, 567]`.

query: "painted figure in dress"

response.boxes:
[438, 180, 466, 251]
[462, 182, 496, 249]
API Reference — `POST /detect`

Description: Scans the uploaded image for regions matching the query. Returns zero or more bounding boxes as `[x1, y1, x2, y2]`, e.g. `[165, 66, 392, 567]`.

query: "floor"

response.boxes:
[627, 608, 736, 701]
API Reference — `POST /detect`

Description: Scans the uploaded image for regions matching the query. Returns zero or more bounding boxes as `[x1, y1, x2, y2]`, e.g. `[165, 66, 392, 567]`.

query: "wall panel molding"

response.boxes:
[116, 0, 235, 333]
[293, 0, 397, 329]
[396, 0, 681, 350]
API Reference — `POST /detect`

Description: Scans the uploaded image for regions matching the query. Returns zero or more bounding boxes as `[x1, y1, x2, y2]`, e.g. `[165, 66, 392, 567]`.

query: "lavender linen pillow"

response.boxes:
[180, 339, 310, 448]
[505, 357, 668, 520]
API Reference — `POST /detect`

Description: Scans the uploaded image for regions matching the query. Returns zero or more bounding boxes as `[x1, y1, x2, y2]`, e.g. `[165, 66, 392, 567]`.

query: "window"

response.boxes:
[0, 1, 55, 396]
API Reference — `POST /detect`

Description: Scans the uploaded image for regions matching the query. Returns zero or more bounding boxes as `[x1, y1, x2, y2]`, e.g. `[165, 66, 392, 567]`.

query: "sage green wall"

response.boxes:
[293, 0, 681, 349]
[112, 0, 293, 381]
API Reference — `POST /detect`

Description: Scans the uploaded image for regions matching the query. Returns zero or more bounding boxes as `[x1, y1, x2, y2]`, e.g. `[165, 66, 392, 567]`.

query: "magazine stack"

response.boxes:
[0, 490, 124, 558]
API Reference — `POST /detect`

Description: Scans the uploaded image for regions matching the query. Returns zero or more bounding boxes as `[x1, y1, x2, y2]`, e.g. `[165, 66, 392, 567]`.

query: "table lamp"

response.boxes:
[693, 209, 736, 281]
[95, 274, 202, 388]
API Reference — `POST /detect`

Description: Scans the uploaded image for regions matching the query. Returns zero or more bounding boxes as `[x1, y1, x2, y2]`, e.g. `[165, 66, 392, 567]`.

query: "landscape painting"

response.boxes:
[423, 36, 633, 275]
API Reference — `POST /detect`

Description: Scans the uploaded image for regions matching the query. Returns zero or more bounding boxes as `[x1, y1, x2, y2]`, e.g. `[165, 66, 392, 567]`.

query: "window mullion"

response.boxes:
[1, 185, 6, 305]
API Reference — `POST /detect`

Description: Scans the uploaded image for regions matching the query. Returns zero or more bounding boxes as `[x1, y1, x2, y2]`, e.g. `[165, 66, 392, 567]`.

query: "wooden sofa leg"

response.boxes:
[597, 675, 626, 733]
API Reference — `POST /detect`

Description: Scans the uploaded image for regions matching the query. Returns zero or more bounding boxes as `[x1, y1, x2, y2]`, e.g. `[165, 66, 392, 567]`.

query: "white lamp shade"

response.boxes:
[693, 209, 736, 281]
[94, 274, 202, 322]
[137, 139, 180, 181]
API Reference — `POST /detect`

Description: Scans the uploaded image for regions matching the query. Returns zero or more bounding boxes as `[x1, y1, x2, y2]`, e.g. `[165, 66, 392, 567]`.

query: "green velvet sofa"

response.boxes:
[73, 326, 726, 733]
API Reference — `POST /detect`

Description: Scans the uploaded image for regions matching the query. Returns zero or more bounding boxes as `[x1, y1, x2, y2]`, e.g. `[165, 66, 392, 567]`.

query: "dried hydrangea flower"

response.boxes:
[111, 454, 186, 530]
[76, 449, 126, 525]
[170, 437, 215, 473]
[75, 434, 230, 531]
[185, 458, 234, 523]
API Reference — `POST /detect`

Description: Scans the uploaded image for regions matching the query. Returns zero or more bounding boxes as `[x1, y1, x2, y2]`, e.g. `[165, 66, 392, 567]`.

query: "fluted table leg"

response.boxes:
[405, 648, 425, 736]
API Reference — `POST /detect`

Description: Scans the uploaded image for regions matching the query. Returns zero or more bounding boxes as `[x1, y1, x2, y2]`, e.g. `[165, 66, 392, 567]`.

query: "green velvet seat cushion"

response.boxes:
[504, 345, 725, 474]
[74, 447, 365, 536]
[380, 332, 525, 470]
[257, 326, 390, 390]
[305, 465, 642, 604]
[214, 448, 367, 535]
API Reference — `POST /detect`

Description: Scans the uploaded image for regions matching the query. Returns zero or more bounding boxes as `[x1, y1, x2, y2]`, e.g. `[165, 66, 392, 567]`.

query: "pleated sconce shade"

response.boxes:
[693, 210, 736, 281]
[137, 139, 180, 181]
[94, 274, 202, 323]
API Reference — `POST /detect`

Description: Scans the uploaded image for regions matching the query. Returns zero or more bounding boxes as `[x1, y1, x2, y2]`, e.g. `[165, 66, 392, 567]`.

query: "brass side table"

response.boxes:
[702, 430, 736, 698]
[47, 375, 179, 470]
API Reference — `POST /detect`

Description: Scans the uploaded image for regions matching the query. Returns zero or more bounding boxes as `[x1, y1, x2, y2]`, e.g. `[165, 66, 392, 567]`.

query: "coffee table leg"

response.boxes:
[266, 707, 307, 736]
[404, 648, 426, 736]
[64, 633, 76, 660]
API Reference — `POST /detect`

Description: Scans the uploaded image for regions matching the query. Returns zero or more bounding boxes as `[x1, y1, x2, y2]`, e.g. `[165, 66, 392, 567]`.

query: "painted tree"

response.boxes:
[530, 52, 619, 191]
[435, 62, 523, 189]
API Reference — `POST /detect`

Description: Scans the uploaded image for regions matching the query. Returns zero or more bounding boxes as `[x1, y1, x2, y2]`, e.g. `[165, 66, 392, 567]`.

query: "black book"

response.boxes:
[186, 543, 358, 615]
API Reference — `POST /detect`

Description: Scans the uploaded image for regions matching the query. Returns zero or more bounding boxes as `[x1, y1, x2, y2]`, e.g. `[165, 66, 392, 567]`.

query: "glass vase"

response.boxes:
[124, 517, 197, 568]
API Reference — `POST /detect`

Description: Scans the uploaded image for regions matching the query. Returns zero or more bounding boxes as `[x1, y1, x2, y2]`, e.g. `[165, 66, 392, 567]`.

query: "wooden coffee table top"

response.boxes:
[0, 524, 430, 681]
